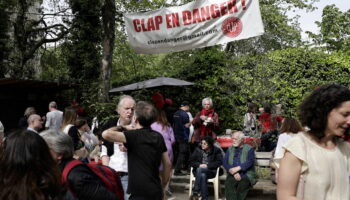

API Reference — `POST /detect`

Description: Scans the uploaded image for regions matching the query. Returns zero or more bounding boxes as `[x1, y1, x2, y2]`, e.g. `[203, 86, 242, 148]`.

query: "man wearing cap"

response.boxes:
[173, 101, 191, 175]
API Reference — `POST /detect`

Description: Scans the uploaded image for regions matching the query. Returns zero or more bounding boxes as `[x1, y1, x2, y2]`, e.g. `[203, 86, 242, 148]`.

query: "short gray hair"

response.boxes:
[40, 129, 74, 159]
[49, 101, 57, 108]
[117, 95, 135, 110]
[202, 97, 213, 107]
[27, 114, 40, 124]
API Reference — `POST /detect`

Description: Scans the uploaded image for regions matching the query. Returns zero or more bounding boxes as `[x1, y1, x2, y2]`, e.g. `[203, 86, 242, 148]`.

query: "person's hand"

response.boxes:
[200, 115, 207, 121]
[119, 143, 128, 152]
[80, 134, 87, 142]
[206, 117, 213, 123]
[229, 166, 241, 175]
[234, 173, 241, 181]
[199, 164, 208, 168]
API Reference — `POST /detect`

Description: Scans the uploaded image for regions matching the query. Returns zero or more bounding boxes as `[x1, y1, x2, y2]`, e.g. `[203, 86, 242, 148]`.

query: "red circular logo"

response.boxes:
[221, 17, 242, 38]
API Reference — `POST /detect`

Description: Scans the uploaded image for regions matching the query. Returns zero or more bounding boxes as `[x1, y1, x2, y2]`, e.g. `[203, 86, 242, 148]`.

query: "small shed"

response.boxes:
[0, 78, 77, 133]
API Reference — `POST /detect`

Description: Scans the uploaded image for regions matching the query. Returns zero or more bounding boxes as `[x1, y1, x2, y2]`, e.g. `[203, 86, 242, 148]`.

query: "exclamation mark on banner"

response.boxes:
[242, 0, 247, 10]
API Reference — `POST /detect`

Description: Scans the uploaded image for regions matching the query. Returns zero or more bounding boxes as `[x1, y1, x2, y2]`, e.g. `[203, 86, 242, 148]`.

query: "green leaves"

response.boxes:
[310, 5, 350, 52]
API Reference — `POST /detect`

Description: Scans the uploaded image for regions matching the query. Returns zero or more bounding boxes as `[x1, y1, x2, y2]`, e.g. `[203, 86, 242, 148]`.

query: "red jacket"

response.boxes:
[258, 112, 283, 133]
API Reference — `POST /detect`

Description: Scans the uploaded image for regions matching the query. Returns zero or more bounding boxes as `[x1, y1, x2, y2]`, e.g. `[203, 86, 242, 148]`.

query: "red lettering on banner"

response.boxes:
[141, 19, 148, 31]
[220, 2, 228, 16]
[133, 19, 141, 32]
[147, 18, 155, 31]
[133, 16, 162, 32]
[192, 9, 202, 23]
[228, 0, 238, 13]
[241, 0, 247, 10]
[210, 4, 220, 19]
[155, 16, 162, 30]
[182, 10, 192, 25]
[200, 6, 211, 21]
[178, 0, 248, 27]
[166, 13, 180, 28]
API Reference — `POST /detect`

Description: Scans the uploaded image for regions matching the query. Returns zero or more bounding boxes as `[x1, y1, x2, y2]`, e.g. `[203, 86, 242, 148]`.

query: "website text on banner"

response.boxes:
[124, 0, 264, 54]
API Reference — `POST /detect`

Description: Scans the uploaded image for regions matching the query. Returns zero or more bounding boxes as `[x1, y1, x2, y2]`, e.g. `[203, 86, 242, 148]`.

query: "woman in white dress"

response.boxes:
[277, 84, 350, 200]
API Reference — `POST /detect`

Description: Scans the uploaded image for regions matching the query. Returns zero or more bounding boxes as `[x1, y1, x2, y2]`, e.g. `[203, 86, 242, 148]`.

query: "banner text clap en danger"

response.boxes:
[124, 0, 264, 54]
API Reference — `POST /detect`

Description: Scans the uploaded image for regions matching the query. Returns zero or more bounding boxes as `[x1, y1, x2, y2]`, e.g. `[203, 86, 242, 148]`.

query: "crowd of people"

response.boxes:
[0, 83, 349, 200]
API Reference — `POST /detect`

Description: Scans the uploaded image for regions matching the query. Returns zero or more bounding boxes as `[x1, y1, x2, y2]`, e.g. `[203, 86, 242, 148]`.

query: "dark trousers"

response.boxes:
[174, 140, 189, 171]
[193, 167, 215, 200]
[225, 175, 251, 200]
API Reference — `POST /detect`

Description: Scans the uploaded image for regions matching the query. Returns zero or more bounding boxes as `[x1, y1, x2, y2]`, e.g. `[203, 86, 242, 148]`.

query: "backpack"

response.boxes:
[62, 159, 124, 200]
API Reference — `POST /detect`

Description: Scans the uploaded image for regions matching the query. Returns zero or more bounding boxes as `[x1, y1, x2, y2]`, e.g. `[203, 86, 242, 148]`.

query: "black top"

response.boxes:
[67, 126, 84, 151]
[189, 146, 223, 176]
[172, 109, 190, 141]
[100, 118, 119, 156]
[124, 127, 167, 197]
[18, 116, 28, 129]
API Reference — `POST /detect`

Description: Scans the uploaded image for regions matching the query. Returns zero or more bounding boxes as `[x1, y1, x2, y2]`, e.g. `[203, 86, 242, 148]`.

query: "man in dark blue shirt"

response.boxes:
[223, 131, 256, 200]
[173, 101, 191, 175]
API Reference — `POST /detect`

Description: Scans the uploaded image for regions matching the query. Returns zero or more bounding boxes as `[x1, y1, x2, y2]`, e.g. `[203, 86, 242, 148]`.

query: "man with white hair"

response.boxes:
[100, 95, 135, 200]
[223, 131, 256, 200]
[45, 101, 63, 131]
[27, 114, 43, 133]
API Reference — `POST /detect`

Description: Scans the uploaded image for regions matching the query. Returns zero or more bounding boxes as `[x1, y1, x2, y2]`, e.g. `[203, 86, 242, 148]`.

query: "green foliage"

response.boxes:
[62, 0, 102, 86]
[81, 83, 117, 125]
[309, 5, 350, 52]
[0, 1, 14, 77]
[40, 47, 70, 82]
[225, 0, 311, 56]
[111, 30, 176, 87]
[225, 48, 350, 129]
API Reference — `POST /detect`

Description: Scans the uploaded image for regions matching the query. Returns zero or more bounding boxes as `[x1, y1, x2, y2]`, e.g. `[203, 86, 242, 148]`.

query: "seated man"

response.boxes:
[223, 131, 256, 200]
[189, 136, 223, 200]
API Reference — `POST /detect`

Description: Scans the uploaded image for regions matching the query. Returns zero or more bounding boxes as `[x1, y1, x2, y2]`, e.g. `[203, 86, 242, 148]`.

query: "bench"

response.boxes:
[255, 151, 276, 182]
[255, 151, 273, 167]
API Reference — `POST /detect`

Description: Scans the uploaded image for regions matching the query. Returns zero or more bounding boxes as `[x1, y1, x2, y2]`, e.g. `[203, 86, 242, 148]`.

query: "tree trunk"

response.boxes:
[100, 0, 116, 102]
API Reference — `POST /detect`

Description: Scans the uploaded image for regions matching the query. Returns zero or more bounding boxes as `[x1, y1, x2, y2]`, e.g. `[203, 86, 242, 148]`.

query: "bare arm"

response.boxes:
[277, 151, 302, 200]
[102, 127, 126, 143]
[160, 151, 172, 189]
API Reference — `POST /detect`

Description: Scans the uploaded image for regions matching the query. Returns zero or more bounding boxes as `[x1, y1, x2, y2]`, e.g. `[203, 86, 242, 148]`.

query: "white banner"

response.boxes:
[124, 0, 264, 54]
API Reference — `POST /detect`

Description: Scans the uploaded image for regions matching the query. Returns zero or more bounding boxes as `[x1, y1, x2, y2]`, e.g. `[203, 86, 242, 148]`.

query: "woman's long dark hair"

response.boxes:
[279, 117, 303, 134]
[0, 130, 63, 200]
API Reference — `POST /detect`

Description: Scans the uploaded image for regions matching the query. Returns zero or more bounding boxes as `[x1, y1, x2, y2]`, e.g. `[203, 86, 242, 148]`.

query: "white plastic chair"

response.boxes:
[189, 167, 221, 200]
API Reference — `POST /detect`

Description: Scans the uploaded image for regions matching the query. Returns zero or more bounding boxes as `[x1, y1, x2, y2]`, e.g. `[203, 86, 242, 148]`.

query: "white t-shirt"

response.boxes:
[274, 132, 300, 159]
[45, 110, 63, 131]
